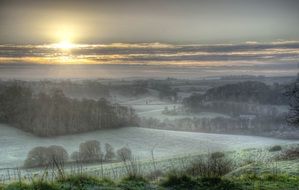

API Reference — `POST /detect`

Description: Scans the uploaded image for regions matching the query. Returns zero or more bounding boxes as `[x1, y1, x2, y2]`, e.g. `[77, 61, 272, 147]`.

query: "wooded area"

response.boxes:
[0, 83, 138, 136]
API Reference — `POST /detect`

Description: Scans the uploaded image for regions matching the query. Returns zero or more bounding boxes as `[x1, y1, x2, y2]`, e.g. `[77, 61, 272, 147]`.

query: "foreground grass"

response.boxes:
[2, 174, 298, 190]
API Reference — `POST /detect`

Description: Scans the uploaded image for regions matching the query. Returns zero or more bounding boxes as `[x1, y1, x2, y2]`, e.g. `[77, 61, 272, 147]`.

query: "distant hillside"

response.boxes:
[0, 83, 138, 136]
[183, 81, 288, 112]
[205, 81, 287, 104]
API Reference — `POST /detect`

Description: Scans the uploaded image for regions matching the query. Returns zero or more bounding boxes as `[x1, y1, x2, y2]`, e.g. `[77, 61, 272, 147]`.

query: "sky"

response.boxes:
[0, 0, 299, 78]
[1, 0, 299, 44]
[0, 41, 298, 79]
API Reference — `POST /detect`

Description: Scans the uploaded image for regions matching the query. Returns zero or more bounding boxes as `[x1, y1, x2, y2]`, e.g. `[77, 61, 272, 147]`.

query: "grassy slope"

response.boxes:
[1, 146, 299, 190]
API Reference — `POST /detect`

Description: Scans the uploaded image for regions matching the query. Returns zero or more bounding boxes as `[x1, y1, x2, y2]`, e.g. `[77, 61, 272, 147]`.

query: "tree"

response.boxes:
[117, 147, 132, 161]
[24, 147, 49, 168]
[24, 145, 68, 168]
[104, 143, 115, 161]
[79, 140, 103, 162]
[286, 75, 299, 127]
[47, 145, 69, 164]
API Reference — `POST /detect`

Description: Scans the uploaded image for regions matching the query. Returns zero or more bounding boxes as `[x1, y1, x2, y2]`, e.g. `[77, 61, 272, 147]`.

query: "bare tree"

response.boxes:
[47, 145, 69, 164]
[104, 143, 115, 161]
[117, 147, 132, 161]
[79, 140, 103, 162]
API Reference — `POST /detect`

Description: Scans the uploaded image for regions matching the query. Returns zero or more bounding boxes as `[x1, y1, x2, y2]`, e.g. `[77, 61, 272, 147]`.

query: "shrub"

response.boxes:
[278, 146, 299, 160]
[57, 175, 116, 190]
[30, 181, 59, 190]
[197, 177, 242, 190]
[161, 174, 198, 189]
[211, 152, 225, 159]
[185, 153, 233, 177]
[5, 182, 30, 190]
[269, 145, 282, 152]
[146, 169, 164, 180]
[118, 176, 153, 190]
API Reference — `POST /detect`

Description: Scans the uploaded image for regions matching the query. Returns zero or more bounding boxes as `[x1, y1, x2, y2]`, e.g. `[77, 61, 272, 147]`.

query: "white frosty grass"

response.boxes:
[1, 124, 298, 169]
[132, 101, 229, 120]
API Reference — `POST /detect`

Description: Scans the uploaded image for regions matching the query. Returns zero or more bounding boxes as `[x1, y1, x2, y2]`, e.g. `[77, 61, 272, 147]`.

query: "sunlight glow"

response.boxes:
[53, 40, 75, 50]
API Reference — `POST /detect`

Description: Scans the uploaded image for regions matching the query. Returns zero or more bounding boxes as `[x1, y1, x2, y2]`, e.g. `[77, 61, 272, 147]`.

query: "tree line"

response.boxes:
[140, 112, 299, 139]
[24, 140, 132, 168]
[0, 83, 138, 136]
[183, 81, 288, 113]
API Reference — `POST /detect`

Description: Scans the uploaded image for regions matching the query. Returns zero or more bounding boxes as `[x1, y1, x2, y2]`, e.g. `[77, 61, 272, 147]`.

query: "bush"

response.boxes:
[269, 145, 282, 152]
[161, 174, 198, 189]
[5, 182, 30, 190]
[211, 152, 225, 159]
[57, 175, 116, 190]
[146, 169, 164, 180]
[118, 176, 153, 190]
[278, 146, 299, 160]
[197, 177, 242, 190]
[185, 153, 233, 177]
[30, 181, 59, 190]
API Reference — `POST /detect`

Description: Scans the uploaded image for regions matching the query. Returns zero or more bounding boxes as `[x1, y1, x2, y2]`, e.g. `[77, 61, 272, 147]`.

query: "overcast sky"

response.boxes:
[1, 0, 299, 44]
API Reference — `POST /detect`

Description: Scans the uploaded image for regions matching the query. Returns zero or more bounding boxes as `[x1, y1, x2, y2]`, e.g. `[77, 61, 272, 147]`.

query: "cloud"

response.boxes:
[0, 41, 299, 66]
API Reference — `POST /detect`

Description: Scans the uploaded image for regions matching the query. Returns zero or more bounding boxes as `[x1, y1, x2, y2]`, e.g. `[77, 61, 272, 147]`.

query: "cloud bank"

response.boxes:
[0, 41, 299, 66]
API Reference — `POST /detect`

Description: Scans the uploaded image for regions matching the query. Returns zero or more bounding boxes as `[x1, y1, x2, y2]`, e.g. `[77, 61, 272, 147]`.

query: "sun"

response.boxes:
[53, 40, 75, 50]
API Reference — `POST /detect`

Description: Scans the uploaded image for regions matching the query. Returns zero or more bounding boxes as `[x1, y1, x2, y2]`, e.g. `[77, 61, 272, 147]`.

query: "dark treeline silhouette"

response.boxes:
[183, 81, 288, 113]
[111, 80, 149, 97]
[286, 75, 299, 128]
[111, 79, 178, 101]
[141, 113, 299, 139]
[185, 101, 282, 117]
[0, 79, 179, 101]
[0, 83, 138, 136]
[0, 80, 110, 99]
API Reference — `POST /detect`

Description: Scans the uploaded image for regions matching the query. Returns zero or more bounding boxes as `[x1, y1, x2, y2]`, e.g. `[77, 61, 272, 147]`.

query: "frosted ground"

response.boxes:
[116, 95, 229, 120]
[1, 124, 298, 169]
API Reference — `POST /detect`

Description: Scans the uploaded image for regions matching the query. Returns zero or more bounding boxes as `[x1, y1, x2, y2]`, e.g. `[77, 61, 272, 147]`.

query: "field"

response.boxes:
[1, 124, 298, 170]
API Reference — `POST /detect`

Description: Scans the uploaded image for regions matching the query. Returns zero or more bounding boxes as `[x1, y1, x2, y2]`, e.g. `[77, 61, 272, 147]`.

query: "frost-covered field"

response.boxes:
[117, 95, 230, 120]
[1, 124, 298, 169]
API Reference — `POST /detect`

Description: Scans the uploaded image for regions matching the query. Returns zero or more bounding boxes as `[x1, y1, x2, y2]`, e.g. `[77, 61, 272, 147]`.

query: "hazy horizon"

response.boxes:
[0, 40, 298, 79]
